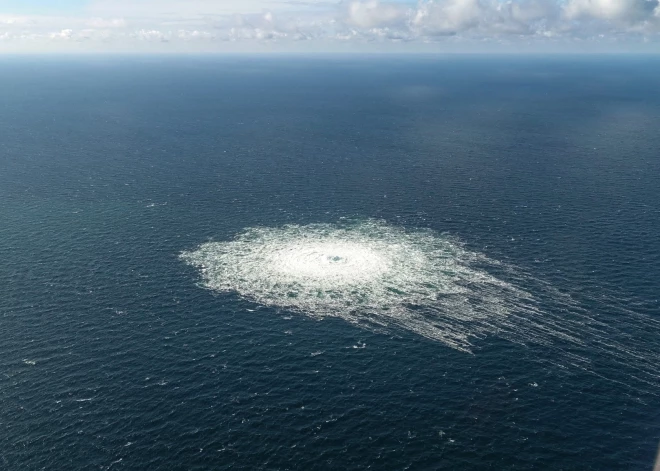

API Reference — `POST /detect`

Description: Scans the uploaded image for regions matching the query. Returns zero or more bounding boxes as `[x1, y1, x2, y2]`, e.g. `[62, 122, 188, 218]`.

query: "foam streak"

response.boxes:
[181, 219, 660, 392]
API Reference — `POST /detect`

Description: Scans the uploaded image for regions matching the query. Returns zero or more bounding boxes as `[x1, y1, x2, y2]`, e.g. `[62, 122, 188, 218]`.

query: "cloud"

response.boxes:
[345, 1, 409, 28]
[135, 29, 169, 41]
[0, 0, 659, 52]
[412, 0, 482, 35]
[564, 0, 658, 22]
[50, 29, 73, 40]
[87, 18, 128, 29]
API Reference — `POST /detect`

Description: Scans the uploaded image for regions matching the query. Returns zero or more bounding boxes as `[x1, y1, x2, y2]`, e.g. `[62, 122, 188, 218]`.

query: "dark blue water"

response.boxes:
[1, 56, 659, 470]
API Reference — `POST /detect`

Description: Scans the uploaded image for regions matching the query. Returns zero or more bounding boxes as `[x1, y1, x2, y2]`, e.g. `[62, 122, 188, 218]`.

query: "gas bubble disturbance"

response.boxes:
[181, 219, 660, 390]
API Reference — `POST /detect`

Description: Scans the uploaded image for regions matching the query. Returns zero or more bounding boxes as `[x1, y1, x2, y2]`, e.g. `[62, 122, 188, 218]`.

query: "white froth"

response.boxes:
[181, 219, 531, 351]
[266, 241, 390, 283]
[181, 219, 660, 392]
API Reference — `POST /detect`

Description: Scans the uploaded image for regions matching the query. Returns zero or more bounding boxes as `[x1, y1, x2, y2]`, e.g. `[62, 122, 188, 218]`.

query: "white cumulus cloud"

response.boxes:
[0, 0, 659, 52]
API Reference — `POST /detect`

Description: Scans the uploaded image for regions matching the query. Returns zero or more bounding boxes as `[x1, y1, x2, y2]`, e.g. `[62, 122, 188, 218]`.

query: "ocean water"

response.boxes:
[1, 56, 659, 470]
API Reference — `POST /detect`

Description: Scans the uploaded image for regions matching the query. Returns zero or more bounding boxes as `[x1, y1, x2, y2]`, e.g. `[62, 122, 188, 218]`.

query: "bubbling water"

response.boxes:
[180, 219, 541, 351]
[181, 219, 660, 392]
[265, 241, 390, 283]
[181, 220, 660, 394]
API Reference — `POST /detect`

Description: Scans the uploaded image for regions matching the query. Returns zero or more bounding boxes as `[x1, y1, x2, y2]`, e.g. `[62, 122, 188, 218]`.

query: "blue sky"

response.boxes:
[0, 0, 87, 14]
[0, 0, 659, 53]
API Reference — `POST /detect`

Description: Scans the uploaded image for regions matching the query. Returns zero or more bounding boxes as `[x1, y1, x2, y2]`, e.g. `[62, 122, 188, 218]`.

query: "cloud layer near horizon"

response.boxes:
[1, 0, 660, 52]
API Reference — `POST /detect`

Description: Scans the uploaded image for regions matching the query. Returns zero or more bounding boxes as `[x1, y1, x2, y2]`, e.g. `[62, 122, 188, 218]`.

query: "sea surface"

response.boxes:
[1, 55, 659, 470]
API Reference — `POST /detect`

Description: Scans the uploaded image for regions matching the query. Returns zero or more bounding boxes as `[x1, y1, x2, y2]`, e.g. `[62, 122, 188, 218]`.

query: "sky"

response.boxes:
[0, 0, 659, 53]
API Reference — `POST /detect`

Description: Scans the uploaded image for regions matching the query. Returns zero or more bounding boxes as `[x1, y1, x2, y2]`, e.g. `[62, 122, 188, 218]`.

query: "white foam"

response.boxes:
[181, 219, 534, 352]
[181, 219, 660, 392]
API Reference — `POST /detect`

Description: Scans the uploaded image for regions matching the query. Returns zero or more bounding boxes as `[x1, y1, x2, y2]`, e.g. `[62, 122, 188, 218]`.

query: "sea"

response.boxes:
[1, 55, 659, 470]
